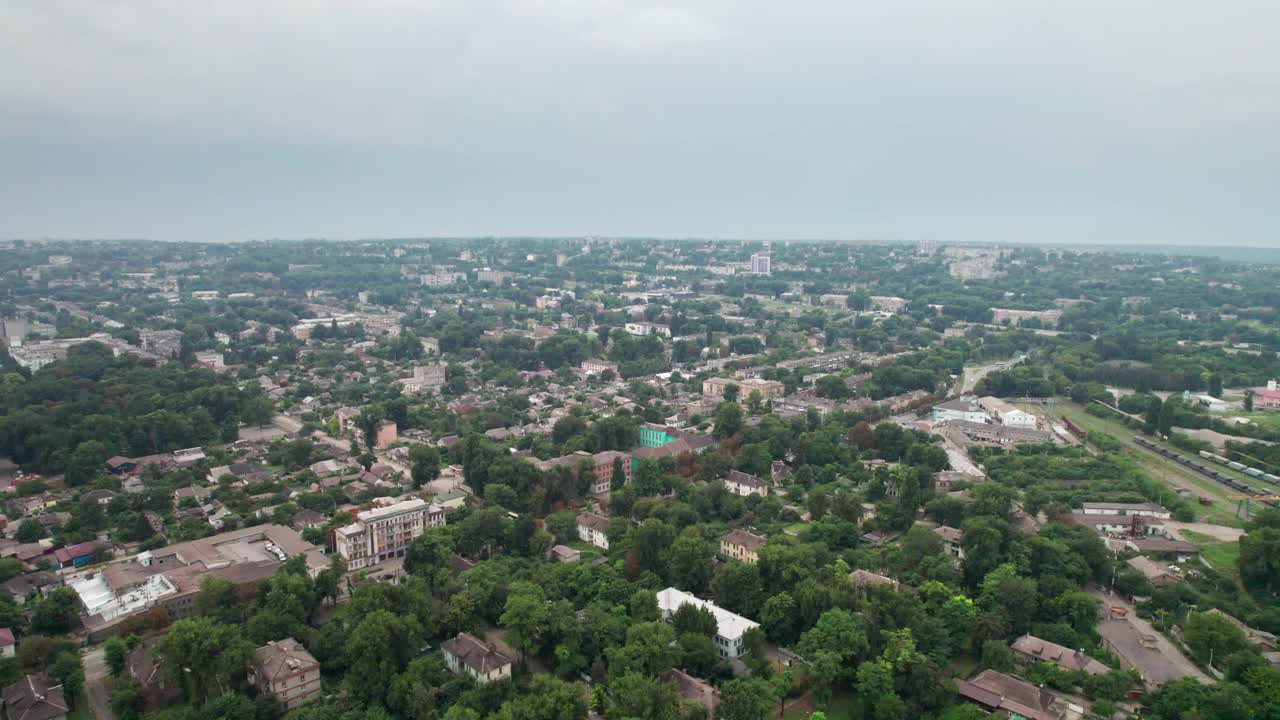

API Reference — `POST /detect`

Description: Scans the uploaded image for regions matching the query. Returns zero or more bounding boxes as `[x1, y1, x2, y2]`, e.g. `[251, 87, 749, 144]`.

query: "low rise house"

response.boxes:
[719, 529, 767, 563]
[249, 638, 322, 710]
[1011, 634, 1108, 675]
[576, 513, 610, 550]
[1127, 556, 1180, 586]
[954, 670, 1066, 720]
[934, 526, 965, 559]
[548, 545, 581, 563]
[848, 569, 899, 591]
[0, 629, 13, 658]
[51, 542, 98, 570]
[2, 675, 68, 720]
[1080, 502, 1170, 519]
[441, 632, 513, 684]
[724, 470, 768, 497]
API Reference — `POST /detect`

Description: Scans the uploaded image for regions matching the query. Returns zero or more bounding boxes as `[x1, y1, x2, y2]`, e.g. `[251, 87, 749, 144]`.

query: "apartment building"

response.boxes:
[702, 377, 785, 401]
[656, 588, 759, 659]
[535, 450, 632, 495]
[333, 498, 446, 570]
[249, 639, 322, 710]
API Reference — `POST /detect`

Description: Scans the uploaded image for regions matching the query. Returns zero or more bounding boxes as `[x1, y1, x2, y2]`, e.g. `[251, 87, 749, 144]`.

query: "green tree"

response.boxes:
[713, 402, 743, 439]
[159, 616, 254, 701]
[1239, 528, 1280, 596]
[346, 609, 425, 703]
[104, 636, 129, 677]
[606, 672, 681, 720]
[501, 583, 551, 666]
[496, 675, 587, 720]
[715, 562, 764, 617]
[668, 529, 715, 594]
[611, 457, 627, 491]
[409, 444, 442, 489]
[1183, 611, 1250, 666]
[30, 589, 81, 635]
[718, 678, 774, 720]
[671, 604, 719, 638]
[194, 575, 243, 625]
[798, 609, 869, 663]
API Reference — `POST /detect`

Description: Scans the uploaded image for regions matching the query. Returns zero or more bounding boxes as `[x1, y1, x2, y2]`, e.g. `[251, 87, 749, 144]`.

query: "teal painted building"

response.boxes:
[639, 425, 677, 448]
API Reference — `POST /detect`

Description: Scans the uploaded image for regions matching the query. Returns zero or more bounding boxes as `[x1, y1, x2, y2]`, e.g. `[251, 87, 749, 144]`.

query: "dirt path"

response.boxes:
[82, 646, 115, 720]
[1164, 521, 1245, 543]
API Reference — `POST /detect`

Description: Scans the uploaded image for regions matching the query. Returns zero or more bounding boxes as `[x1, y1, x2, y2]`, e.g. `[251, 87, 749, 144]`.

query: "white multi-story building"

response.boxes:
[977, 397, 1037, 429]
[724, 470, 768, 498]
[334, 498, 446, 570]
[576, 512, 610, 549]
[749, 254, 771, 275]
[931, 398, 988, 425]
[657, 588, 759, 658]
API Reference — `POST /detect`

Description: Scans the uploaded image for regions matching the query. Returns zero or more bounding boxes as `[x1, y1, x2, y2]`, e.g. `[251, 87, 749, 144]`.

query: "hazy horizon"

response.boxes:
[3, 2, 1278, 247]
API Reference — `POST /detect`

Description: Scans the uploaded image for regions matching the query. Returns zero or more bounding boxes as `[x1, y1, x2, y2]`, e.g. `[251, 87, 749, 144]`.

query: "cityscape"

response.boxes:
[2, 2, 1278, 720]
[0, 238, 1277, 720]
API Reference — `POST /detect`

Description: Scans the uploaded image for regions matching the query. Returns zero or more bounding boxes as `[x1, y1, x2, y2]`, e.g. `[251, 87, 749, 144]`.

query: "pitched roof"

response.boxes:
[725, 470, 765, 488]
[576, 512, 610, 533]
[441, 632, 512, 673]
[955, 670, 1064, 720]
[1011, 635, 1108, 675]
[720, 529, 768, 552]
[2, 675, 68, 720]
[253, 638, 320, 683]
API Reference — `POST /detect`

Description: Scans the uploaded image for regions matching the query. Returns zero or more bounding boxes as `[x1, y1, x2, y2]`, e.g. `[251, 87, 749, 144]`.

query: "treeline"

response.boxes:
[0, 344, 273, 479]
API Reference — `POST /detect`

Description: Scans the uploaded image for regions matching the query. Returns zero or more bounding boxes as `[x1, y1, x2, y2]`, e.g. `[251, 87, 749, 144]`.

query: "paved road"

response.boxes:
[82, 646, 115, 720]
[1090, 588, 1212, 687]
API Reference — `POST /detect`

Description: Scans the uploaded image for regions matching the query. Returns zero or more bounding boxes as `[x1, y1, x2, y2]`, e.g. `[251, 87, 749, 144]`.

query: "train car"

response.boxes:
[1199, 451, 1214, 460]
[1063, 417, 1087, 439]
[1228, 461, 1247, 471]
[1263, 474, 1280, 483]
[1245, 468, 1264, 478]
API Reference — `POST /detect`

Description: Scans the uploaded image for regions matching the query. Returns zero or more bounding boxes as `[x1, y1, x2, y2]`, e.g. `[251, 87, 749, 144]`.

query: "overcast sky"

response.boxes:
[2, 1, 1277, 245]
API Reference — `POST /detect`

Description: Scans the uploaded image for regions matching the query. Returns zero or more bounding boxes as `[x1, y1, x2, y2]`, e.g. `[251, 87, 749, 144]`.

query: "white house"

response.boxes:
[576, 512, 610, 549]
[724, 470, 768, 498]
[441, 632, 512, 684]
[657, 588, 760, 659]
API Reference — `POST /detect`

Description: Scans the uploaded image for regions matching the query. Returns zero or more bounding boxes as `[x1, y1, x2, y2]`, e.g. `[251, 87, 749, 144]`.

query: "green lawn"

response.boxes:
[1182, 529, 1241, 579]
[1056, 402, 1244, 527]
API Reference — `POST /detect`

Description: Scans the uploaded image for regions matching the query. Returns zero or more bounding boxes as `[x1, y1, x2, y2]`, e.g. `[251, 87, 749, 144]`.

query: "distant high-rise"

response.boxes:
[750, 253, 771, 275]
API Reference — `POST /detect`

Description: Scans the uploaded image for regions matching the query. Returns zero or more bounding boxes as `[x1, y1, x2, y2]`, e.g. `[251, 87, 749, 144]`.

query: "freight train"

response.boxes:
[1132, 436, 1277, 509]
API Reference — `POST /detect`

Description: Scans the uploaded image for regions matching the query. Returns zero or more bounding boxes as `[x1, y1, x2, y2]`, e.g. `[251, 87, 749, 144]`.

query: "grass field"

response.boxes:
[1181, 529, 1241, 579]
[1039, 402, 1244, 527]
